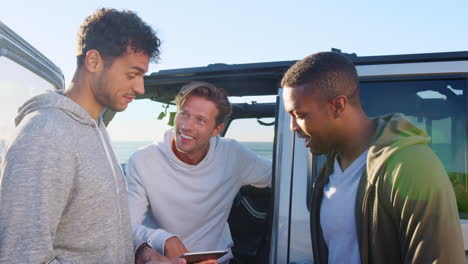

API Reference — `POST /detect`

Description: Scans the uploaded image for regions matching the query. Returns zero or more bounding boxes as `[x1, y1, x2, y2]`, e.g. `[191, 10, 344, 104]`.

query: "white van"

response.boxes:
[142, 51, 468, 263]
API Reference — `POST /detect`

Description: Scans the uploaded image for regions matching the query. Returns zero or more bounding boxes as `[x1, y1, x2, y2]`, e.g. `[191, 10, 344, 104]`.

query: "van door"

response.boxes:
[270, 89, 314, 263]
[0, 22, 64, 161]
[287, 122, 315, 264]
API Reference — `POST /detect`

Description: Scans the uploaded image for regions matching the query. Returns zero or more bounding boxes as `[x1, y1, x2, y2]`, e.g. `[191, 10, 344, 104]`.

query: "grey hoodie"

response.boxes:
[0, 91, 134, 263]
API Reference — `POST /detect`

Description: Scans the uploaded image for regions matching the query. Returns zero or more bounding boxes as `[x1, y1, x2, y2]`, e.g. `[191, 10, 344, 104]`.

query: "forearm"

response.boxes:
[132, 223, 179, 254]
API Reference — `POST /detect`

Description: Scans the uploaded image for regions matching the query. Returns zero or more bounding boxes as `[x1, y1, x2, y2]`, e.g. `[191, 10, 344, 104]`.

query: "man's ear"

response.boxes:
[329, 95, 347, 118]
[211, 123, 224, 137]
[84, 49, 104, 72]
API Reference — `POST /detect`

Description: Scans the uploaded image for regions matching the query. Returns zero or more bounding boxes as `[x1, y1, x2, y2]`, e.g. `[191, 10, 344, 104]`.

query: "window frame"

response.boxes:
[0, 22, 64, 91]
[305, 76, 468, 216]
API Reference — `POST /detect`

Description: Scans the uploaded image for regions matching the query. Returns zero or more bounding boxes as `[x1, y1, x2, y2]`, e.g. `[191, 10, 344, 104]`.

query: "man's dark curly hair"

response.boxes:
[76, 8, 161, 67]
[281, 52, 360, 105]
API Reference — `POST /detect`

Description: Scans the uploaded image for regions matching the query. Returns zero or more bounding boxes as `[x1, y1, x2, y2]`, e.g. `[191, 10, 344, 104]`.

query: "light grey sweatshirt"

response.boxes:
[127, 129, 272, 263]
[0, 91, 134, 263]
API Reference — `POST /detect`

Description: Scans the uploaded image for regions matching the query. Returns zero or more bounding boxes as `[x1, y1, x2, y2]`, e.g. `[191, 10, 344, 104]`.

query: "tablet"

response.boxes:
[180, 250, 228, 263]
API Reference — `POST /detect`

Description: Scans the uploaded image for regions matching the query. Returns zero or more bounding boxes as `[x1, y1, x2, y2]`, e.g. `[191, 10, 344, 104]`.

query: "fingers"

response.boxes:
[142, 249, 172, 264]
[195, 259, 218, 264]
[144, 256, 177, 264]
[145, 261, 171, 264]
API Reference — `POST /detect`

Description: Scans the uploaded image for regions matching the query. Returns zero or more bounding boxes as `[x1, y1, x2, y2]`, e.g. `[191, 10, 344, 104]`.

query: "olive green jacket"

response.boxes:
[310, 113, 465, 264]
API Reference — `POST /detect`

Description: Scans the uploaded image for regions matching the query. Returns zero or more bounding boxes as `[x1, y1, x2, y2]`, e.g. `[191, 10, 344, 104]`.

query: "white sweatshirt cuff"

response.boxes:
[147, 231, 179, 255]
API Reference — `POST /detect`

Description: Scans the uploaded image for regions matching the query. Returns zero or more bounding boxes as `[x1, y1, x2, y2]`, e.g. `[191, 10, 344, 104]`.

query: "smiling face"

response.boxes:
[93, 46, 149, 112]
[172, 95, 223, 164]
[282, 85, 336, 155]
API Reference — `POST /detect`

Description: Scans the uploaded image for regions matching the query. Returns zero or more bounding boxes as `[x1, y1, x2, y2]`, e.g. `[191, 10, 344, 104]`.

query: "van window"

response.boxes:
[298, 78, 467, 262]
[224, 117, 274, 263]
[106, 100, 170, 164]
[360, 79, 467, 218]
[306, 79, 467, 216]
[0, 57, 55, 161]
[224, 117, 274, 160]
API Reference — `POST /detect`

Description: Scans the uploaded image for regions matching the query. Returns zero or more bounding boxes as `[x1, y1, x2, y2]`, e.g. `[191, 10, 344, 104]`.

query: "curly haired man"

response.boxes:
[0, 8, 161, 264]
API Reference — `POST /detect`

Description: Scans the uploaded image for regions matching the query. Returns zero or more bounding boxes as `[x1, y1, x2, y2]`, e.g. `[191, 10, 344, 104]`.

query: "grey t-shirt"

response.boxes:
[320, 150, 368, 264]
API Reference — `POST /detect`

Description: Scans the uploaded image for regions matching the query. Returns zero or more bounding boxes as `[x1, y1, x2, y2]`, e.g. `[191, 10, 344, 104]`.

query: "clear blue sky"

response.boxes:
[2, 0, 467, 141]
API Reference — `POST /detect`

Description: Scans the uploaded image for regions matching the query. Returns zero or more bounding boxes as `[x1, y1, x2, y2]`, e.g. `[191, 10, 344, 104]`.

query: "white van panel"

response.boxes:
[270, 89, 294, 263]
[357, 60, 468, 77]
[289, 136, 313, 263]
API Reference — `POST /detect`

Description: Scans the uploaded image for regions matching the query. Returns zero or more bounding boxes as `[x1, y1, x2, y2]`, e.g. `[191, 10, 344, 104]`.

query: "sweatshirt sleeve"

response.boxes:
[126, 155, 178, 254]
[0, 135, 75, 264]
[235, 142, 272, 188]
[384, 145, 465, 263]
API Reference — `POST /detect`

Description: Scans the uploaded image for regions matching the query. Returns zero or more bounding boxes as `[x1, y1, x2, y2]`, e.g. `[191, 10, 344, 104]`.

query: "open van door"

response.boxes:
[269, 89, 314, 264]
[0, 21, 64, 160]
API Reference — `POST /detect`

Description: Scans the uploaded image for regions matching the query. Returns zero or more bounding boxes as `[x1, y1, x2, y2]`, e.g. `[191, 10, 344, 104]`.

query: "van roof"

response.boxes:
[142, 50, 468, 104]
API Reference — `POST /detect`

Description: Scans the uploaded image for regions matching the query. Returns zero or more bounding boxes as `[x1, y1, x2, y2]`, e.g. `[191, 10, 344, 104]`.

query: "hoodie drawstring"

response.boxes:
[93, 120, 122, 219]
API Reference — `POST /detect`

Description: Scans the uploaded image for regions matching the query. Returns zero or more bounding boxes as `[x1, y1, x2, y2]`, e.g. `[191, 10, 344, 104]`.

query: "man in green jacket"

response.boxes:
[281, 51, 465, 263]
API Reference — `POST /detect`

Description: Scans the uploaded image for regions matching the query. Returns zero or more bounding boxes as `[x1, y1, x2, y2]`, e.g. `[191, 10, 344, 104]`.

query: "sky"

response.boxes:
[2, 0, 468, 141]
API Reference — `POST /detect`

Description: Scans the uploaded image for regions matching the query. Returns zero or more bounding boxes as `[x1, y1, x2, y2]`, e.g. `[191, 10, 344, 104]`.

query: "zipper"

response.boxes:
[93, 120, 122, 218]
[360, 185, 373, 264]
[101, 124, 125, 178]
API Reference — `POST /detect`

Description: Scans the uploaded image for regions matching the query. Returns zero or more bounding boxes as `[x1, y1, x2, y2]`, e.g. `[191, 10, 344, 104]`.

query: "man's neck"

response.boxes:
[64, 72, 103, 120]
[171, 139, 209, 165]
[335, 113, 375, 171]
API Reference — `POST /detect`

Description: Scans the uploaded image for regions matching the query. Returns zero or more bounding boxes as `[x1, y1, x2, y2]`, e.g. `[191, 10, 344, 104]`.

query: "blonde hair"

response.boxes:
[175, 82, 232, 125]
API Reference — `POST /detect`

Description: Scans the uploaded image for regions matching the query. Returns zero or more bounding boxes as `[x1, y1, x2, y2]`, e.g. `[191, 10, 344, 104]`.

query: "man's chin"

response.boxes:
[307, 146, 327, 156]
[108, 105, 127, 112]
[174, 141, 193, 154]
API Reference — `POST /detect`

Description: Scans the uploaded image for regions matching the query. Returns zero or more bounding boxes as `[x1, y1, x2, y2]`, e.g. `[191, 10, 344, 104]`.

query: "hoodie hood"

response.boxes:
[15, 91, 97, 127]
[366, 113, 431, 183]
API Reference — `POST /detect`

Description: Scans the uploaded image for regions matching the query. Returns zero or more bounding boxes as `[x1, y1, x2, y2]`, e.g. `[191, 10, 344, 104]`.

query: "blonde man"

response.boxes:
[127, 82, 272, 264]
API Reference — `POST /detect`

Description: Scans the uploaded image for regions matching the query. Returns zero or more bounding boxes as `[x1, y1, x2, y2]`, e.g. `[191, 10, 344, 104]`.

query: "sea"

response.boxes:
[113, 141, 273, 164]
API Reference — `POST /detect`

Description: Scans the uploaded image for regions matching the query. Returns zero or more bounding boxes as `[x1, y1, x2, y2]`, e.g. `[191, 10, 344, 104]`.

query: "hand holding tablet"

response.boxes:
[179, 250, 228, 264]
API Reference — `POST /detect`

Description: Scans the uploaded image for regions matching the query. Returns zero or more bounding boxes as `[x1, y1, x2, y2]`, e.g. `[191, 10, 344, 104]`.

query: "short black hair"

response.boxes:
[281, 52, 360, 105]
[76, 8, 161, 67]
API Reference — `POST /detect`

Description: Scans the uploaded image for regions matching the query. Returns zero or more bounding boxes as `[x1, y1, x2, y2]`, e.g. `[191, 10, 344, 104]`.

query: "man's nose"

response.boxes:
[181, 118, 194, 130]
[133, 78, 145, 95]
[290, 116, 300, 132]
